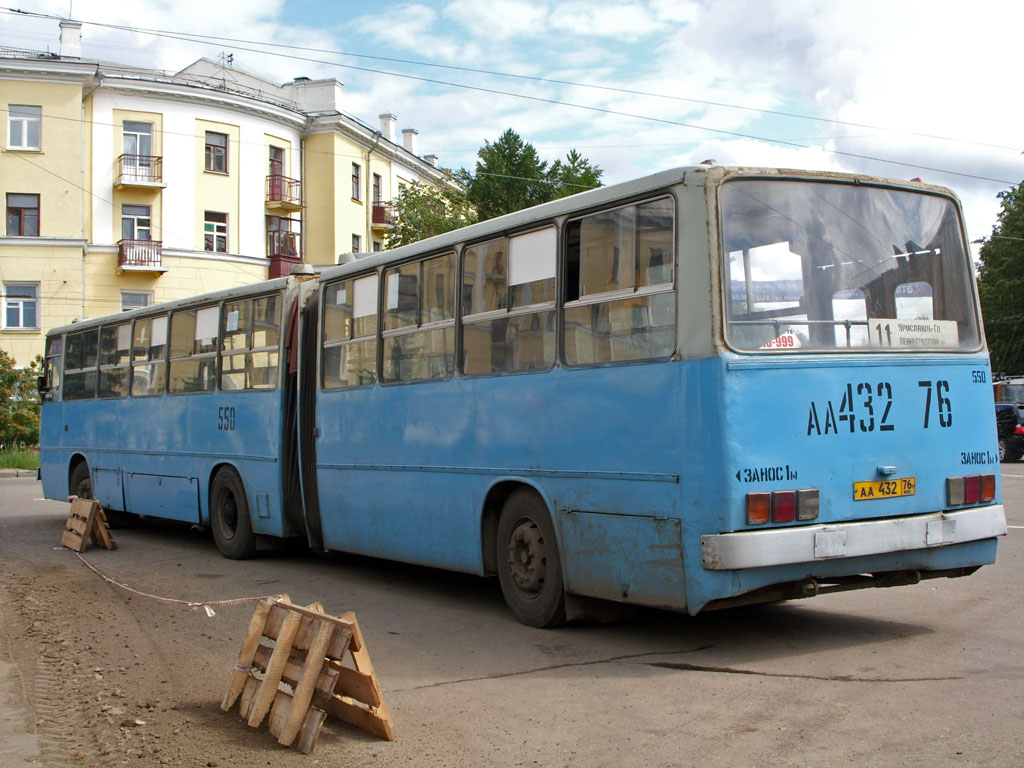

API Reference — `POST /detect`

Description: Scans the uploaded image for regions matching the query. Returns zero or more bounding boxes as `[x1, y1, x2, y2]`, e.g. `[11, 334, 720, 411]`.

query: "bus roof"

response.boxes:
[316, 163, 958, 283]
[46, 275, 294, 337]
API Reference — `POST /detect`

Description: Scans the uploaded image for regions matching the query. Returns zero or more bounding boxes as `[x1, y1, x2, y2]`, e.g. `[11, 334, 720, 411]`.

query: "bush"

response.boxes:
[0, 351, 41, 448]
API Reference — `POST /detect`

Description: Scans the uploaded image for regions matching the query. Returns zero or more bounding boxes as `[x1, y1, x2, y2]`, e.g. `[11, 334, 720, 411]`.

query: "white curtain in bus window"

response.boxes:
[564, 198, 675, 365]
[462, 234, 555, 376]
[170, 306, 218, 393]
[131, 315, 167, 397]
[508, 228, 556, 307]
[98, 323, 131, 398]
[64, 329, 99, 400]
[383, 252, 455, 383]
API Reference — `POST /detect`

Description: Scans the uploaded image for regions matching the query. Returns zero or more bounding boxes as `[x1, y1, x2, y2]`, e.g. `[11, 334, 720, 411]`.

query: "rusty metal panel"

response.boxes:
[559, 510, 685, 610]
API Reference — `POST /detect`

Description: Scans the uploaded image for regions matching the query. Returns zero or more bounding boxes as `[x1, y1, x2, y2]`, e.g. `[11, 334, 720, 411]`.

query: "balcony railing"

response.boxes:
[267, 230, 302, 278]
[118, 239, 163, 269]
[372, 202, 395, 228]
[266, 174, 302, 210]
[116, 154, 163, 185]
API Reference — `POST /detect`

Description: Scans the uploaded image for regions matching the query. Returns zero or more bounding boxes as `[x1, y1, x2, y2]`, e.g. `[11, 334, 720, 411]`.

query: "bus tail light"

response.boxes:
[797, 489, 820, 521]
[772, 491, 796, 523]
[746, 489, 819, 525]
[946, 474, 996, 506]
[747, 493, 771, 524]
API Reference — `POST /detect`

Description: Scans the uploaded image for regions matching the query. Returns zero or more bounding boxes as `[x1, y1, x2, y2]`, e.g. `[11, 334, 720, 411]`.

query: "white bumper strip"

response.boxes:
[701, 505, 1006, 571]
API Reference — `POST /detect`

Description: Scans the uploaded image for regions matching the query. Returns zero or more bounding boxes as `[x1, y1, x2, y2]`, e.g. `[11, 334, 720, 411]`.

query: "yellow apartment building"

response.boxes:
[1, 20, 453, 366]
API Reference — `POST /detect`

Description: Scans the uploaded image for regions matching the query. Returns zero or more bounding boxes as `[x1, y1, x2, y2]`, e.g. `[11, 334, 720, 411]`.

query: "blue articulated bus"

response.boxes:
[39, 165, 1007, 626]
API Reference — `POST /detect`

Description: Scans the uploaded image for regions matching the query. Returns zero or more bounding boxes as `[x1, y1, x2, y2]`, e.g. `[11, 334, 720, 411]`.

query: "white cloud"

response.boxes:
[442, 0, 549, 40]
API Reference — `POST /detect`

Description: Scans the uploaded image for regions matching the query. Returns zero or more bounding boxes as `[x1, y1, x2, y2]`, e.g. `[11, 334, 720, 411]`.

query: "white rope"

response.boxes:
[68, 549, 283, 617]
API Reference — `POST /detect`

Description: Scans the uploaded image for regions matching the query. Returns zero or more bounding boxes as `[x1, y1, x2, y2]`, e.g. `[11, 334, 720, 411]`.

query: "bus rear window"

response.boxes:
[721, 179, 979, 352]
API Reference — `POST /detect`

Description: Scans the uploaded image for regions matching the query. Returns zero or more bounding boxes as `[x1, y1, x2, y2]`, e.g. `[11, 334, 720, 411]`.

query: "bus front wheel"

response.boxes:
[70, 461, 92, 499]
[496, 489, 567, 628]
[210, 469, 257, 560]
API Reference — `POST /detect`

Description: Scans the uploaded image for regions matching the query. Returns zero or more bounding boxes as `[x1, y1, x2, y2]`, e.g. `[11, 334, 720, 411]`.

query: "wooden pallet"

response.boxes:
[60, 498, 117, 553]
[221, 596, 394, 753]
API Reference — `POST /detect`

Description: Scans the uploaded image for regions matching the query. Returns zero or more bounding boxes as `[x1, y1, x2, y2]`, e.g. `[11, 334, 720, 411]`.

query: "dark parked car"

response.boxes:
[996, 403, 1024, 462]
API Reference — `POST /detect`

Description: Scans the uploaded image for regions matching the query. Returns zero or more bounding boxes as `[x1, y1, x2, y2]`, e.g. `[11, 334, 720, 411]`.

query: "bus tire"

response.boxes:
[70, 461, 92, 500]
[496, 488, 567, 628]
[210, 468, 257, 560]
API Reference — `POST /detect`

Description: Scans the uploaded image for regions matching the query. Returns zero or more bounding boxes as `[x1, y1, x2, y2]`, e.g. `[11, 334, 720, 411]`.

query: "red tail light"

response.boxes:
[948, 474, 995, 506]
[1015, 425, 1024, 436]
[964, 475, 981, 504]
[772, 491, 796, 523]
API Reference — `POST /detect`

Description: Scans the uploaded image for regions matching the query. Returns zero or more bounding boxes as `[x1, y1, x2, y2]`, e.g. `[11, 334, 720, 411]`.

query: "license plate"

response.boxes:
[853, 477, 916, 501]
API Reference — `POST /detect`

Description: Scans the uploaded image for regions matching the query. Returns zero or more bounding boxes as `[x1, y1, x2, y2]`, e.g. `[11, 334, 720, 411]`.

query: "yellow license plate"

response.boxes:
[853, 477, 916, 501]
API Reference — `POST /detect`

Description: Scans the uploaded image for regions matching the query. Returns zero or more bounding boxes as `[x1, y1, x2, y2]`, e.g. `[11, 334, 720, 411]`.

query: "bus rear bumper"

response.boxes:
[701, 505, 1007, 570]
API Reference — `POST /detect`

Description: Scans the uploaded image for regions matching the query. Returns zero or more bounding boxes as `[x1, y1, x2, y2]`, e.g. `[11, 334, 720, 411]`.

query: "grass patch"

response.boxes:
[0, 447, 39, 470]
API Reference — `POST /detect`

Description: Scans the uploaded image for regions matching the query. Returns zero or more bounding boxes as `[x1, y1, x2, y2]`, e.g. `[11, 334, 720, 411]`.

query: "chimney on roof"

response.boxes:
[424, 154, 438, 168]
[59, 20, 82, 59]
[379, 113, 397, 143]
[402, 128, 419, 156]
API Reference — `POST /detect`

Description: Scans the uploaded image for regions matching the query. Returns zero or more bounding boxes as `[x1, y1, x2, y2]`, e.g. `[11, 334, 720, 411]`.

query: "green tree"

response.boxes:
[977, 182, 1024, 375]
[0, 351, 41, 448]
[468, 129, 553, 221]
[385, 173, 478, 249]
[467, 130, 603, 221]
[548, 148, 603, 200]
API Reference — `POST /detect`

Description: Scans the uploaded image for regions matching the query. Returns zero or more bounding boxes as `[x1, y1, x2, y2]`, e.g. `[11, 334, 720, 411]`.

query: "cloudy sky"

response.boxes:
[2, 0, 1022, 252]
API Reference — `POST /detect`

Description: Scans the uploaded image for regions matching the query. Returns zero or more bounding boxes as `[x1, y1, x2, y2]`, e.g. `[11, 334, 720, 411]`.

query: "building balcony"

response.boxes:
[266, 174, 303, 212]
[268, 230, 303, 278]
[115, 155, 165, 188]
[118, 239, 166, 272]
[371, 202, 395, 230]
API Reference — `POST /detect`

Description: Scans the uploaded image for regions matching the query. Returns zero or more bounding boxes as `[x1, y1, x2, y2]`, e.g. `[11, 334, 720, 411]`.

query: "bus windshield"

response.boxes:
[721, 178, 980, 352]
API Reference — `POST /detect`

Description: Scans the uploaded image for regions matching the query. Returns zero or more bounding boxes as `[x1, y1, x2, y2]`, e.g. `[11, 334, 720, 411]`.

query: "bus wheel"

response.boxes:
[70, 461, 92, 499]
[496, 489, 566, 628]
[210, 469, 257, 560]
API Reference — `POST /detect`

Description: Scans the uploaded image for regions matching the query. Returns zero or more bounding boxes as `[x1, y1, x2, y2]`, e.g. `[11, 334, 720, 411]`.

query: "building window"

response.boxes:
[121, 204, 152, 241]
[352, 234, 362, 253]
[121, 291, 153, 312]
[373, 240, 383, 252]
[204, 211, 228, 252]
[7, 105, 41, 150]
[373, 173, 382, 203]
[6, 194, 39, 236]
[3, 282, 39, 330]
[205, 131, 228, 173]
[352, 163, 361, 201]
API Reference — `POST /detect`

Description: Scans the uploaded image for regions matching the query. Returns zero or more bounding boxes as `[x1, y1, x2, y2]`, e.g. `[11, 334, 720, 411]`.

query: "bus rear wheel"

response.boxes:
[496, 489, 566, 628]
[210, 468, 257, 560]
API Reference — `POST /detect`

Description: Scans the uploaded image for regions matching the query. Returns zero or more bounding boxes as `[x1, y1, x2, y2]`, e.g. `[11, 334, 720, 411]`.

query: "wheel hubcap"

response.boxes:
[222, 494, 238, 535]
[507, 518, 546, 595]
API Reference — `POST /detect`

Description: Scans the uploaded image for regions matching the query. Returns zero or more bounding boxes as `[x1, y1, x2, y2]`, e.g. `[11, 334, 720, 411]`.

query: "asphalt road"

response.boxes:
[1, 468, 1022, 767]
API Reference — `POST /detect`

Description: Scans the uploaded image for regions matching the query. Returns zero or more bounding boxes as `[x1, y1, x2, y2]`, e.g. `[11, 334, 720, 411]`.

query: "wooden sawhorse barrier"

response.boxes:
[221, 595, 393, 753]
[60, 498, 117, 553]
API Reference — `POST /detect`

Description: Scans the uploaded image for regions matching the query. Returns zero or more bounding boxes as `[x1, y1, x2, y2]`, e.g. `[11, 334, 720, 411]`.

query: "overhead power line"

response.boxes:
[1, 7, 1020, 186]
[3, 6, 1020, 155]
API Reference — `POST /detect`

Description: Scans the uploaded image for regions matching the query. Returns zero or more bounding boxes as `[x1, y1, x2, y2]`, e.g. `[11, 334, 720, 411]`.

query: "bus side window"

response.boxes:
[44, 335, 63, 397]
[382, 252, 456, 383]
[323, 276, 378, 389]
[131, 315, 167, 397]
[63, 328, 99, 400]
[564, 198, 675, 365]
[98, 322, 131, 398]
[462, 229, 556, 376]
[170, 305, 219, 393]
[221, 294, 281, 391]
